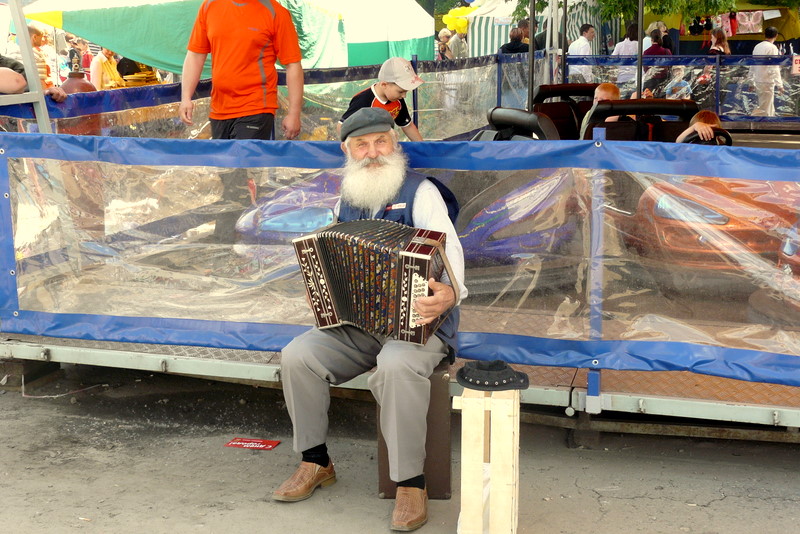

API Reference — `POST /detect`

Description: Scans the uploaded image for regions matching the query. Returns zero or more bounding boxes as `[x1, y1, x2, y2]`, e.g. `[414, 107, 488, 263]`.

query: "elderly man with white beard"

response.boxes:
[273, 107, 467, 532]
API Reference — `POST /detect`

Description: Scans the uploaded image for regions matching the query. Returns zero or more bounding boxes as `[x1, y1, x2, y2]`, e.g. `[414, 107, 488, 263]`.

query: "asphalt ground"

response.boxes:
[2, 364, 799, 533]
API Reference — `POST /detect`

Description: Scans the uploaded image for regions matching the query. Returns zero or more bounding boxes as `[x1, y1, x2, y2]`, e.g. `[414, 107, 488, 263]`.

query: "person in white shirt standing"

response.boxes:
[751, 26, 783, 117]
[611, 23, 639, 90]
[567, 23, 595, 83]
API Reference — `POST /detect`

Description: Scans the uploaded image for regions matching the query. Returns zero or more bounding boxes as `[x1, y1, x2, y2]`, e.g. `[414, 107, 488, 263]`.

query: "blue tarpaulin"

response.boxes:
[1, 133, 799, 387]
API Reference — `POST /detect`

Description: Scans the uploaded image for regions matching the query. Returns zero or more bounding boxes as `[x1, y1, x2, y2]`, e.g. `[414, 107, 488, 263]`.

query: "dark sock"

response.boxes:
[397, 474, 425, 490]
[301, 443, 330, 468]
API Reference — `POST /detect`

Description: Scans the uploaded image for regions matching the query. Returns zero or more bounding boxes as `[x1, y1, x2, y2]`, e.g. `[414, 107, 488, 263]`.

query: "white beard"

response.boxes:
[340, 147, 407, 214]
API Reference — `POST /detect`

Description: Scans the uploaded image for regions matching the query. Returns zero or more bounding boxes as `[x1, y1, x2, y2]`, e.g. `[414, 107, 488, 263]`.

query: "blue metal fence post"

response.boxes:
[586, 159, 606, 415]
[586, 369, 602, 414]
[411, 54, 419, 127]
[496, 52, 504, 108]
[714, 54, 721, 116]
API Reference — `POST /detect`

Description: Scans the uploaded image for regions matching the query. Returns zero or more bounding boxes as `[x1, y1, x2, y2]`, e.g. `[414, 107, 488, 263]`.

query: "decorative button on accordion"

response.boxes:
[292, 219, 457, 345]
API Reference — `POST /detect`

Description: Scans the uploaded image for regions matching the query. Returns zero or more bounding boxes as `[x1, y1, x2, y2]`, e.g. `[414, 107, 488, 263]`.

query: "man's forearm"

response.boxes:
[181, 51, 206, 101]
[402, 123, 423, 142]
[285, 62, 304, 117]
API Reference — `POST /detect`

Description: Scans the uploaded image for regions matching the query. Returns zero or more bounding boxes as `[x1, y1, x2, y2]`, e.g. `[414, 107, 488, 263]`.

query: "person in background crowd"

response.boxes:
[90, 48, 125, 90]
[612, 23, 639, 89]
[39, 28, 60, 87]
[449, 30, 468, 58]
[517, 18, 532, 45]
[579, 82, 628, 139]
[57, 49, 71, 83]
[750, 26, 783, 117]
[694, 27, 731, 109]
[500, 28, 529, 54]
[0, 52, 67, 101]
[642, 29, 672, 96]
[117, 57, 142, 77]
[661, 33, 675, 55]
[664, 65, 691, 99]
[0, 66, 26, 94]
[534, 19, 564, 51]
[642, 20, 667, 51]
[567, 23, 596, 83]
[78, 40, 93, 78]
[28, 25, 54, 89]
[675, 110, 723, 143]
[67, 36, 82, 71]
[612, 23, 639, 56]
[338, 57, 424, 142]
[5, 32, 22, 62]
[437, 28, 453, 60]
[708, 27, 730, 55]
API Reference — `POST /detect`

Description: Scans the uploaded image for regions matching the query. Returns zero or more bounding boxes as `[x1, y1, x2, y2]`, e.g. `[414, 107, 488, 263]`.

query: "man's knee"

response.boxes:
[375, 344, 443, 380]
[281, 334, 312, 371]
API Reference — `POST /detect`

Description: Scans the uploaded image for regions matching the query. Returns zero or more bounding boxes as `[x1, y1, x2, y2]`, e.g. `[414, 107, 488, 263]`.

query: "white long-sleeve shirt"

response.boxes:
[567, 35, 593, 82]
[611, 38, 639, 83]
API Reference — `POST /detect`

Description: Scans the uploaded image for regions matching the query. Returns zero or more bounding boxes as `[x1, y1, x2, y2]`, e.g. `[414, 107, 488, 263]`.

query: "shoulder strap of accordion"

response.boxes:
[426, 176, 459, 225]
[398, 172, 460, 226]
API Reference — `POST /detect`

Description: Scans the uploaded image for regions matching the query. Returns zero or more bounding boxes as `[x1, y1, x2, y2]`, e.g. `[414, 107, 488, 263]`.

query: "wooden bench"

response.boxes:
[377, 359, 452, 499]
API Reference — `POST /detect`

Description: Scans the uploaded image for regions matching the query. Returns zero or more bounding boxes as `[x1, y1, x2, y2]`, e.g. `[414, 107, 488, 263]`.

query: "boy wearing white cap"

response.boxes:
[338, 57, 424, 141]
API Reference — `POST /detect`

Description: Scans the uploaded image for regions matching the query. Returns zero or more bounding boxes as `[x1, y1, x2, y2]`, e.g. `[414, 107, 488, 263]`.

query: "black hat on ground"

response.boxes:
[456, 359, 529, 391]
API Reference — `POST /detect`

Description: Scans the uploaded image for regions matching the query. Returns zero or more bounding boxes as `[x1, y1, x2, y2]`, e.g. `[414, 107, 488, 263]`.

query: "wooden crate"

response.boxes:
[454, 388, 520, 533]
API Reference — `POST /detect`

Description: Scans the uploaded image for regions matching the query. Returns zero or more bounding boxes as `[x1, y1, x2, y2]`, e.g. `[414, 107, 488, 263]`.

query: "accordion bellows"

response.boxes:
[292, 219, 456, 345]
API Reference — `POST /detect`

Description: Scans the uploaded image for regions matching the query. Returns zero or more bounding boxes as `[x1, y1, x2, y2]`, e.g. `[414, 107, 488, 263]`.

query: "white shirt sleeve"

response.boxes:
[411, 179, 468, 304]
[89, 54, 104, 90]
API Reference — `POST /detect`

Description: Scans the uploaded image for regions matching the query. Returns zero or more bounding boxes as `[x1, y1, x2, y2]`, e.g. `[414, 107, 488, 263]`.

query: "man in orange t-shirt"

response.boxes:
[179, 0, 304, 242]
[179, 0, 304, 140]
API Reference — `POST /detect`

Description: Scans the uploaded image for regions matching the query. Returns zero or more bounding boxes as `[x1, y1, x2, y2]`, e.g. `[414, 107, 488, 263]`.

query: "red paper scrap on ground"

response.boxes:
[224, 438, 280, 450]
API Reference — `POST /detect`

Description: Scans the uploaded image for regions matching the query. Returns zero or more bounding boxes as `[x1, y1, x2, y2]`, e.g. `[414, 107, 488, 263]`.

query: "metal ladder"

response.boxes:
[0, 0, 52, 133]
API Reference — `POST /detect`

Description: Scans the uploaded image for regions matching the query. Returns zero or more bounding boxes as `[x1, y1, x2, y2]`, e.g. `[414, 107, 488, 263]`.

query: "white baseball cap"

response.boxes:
[378, 57, 424, 91]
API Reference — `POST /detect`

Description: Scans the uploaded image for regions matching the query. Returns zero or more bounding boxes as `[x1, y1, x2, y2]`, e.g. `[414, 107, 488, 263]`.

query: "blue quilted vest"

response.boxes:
[338, 172, 460, 352]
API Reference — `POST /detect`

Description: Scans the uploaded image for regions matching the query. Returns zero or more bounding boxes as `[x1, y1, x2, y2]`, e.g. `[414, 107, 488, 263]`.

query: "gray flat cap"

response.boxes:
[340, 107, 395, 141]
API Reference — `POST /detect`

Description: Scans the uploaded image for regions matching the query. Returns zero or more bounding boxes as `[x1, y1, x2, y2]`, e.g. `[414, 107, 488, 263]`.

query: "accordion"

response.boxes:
[292, 219, 457, 345]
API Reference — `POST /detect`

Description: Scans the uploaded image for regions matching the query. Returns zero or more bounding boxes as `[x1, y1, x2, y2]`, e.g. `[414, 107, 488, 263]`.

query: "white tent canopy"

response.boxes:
[466, 0, 519, 57]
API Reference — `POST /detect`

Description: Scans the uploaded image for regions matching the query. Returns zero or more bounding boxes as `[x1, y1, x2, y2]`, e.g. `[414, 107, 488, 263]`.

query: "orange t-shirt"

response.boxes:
[188, 0, 302, 120]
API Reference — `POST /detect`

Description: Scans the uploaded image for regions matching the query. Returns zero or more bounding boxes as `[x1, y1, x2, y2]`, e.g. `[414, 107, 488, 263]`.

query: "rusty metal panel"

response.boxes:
[574, 370, 800, 407]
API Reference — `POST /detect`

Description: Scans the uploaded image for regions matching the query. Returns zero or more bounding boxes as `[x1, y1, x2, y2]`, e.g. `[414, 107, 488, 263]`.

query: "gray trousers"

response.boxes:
[281, 325, 447, 482]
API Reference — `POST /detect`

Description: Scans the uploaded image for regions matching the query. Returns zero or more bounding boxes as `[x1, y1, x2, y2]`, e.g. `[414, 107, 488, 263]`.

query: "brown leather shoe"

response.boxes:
[272, 461, 336, 502]
[391, 487, 428, 531]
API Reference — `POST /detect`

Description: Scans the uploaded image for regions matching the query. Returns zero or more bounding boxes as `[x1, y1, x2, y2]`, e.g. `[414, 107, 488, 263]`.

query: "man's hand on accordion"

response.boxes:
[413, 279, 456, 325]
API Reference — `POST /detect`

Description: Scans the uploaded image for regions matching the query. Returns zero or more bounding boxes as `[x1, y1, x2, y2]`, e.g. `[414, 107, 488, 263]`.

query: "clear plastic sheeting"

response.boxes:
[581, 168, 800, 349]
[565, 55, 800, 119]
[575, 56, 716, 102]
[717, 56, 799, 118]
[2, 56, 799, 144]
[2, 134, 800, 385]
[416, 59, 499, 140]
[288, 58, 501, 141]
[0, 98, 213, 140]
[457, 166, 800, 357]
[10, 157, 328, 325]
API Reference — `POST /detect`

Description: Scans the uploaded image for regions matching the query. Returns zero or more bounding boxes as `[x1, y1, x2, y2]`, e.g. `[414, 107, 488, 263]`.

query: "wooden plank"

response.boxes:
[488, 390, 520, 534]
